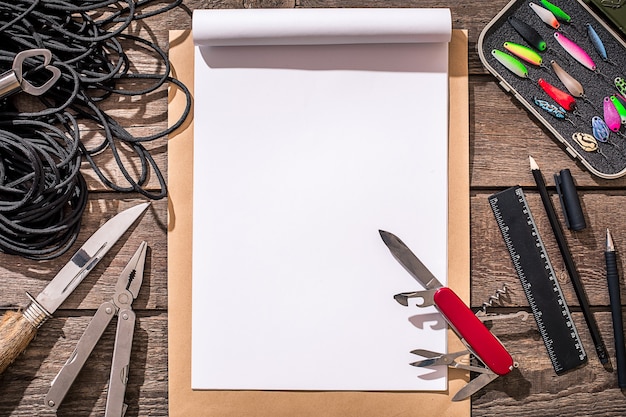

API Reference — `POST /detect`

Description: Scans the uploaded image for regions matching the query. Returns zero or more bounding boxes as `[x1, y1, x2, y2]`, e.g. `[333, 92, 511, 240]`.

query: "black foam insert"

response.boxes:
[479, 0, 626, 178]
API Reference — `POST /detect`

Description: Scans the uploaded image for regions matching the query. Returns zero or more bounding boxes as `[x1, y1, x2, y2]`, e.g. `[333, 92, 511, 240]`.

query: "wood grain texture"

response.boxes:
[0, 313, 168, 417]
[0, 197, 167, 309]
[2, 1, 626, 416]
[0, 312, 37, 375]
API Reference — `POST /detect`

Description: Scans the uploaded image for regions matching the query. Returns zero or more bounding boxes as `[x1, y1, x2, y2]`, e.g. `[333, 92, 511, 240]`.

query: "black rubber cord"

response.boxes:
[0, 0, 191, 258]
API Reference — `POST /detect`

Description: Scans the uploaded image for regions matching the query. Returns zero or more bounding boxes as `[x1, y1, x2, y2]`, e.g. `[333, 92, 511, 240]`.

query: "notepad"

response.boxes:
[191, 8, 451, 391]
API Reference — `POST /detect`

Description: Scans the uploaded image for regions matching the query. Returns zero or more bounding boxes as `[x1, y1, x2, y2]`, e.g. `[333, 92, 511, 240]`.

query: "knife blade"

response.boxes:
[378, 230, 443, 290]
[451, 372, 499, 401]
[0, 202, 149, 374]
[37, 202, 150, 314]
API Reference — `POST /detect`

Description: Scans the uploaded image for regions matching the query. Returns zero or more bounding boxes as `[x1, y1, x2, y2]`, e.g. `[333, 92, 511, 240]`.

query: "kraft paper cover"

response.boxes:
[167, 28, 470, 417]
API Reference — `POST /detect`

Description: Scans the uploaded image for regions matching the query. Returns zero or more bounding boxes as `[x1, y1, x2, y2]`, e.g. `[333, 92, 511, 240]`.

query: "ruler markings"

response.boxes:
[488, 186, 586, 374]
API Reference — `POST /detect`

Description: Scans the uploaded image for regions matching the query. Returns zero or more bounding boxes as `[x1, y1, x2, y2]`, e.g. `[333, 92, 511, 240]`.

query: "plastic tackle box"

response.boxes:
[478, 0, 626, 179]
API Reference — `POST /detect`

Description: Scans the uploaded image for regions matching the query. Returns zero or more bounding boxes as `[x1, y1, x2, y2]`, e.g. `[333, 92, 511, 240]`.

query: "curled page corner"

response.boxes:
[192, 8, 451, 46]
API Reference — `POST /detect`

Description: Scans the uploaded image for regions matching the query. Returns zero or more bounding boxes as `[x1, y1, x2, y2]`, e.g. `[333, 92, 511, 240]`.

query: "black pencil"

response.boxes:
[529, 156, 611, 370]
[605, 229, 626, 387]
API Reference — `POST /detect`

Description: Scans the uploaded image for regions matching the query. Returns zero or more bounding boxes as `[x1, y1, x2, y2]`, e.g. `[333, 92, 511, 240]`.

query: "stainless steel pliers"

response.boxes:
[45, 241, 148, 416]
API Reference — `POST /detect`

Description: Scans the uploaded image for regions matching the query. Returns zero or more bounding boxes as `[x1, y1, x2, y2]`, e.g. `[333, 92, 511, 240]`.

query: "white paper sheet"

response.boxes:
[191, 8, 451, 391]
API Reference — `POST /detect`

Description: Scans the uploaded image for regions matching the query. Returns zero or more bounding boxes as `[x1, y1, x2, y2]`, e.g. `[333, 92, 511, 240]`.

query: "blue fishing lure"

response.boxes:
[533, 96, 573, 124]
[592, 116, 611, 142]
[586, 23, 615, 64]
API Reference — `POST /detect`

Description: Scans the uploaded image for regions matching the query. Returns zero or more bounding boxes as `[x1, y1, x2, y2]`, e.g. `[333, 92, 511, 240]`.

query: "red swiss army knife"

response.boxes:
[379, 230, 517, 400]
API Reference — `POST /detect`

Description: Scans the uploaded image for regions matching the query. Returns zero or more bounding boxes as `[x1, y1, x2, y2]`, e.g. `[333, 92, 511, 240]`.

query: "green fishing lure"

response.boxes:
[504, 42, 543, 66]
[615, 77, 626, 97]
[540, 0, 571, 23]
[610, 95, 626, 124]
[492, 49, 528, 78]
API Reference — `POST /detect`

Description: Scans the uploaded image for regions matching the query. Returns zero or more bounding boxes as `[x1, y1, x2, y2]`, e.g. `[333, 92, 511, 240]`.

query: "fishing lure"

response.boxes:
[533, 96, 574, 125]
[550, 60, 599, 112]
[604, 96, 622, 131]
[553, 32, 596, 71]
[550, 60, 584, 97]
[586, 23, 616, 65]
[492, 49, 529, 78]
[530, 2, 560, 29]
[572, 132, 599, 152]
[615, 93, 626, 105]
[593, 111, 626, 156]
[592, 116, 611, 142]
[573, 132, 615, 166]
[610, 95, 626, 124]
[508, 16, 547, 51]
[572, 132, 612, 162]
[503, 42, 543, 67]
[615, 77, 626, 96]
[541, 0, 571, 22]
[538, 78, 577, 111]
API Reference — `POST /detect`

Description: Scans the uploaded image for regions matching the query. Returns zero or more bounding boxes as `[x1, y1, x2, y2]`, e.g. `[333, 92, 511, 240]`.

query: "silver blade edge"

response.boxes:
[379, 230, 443, 290]
[451, 372, 499, 401]
[36, 202, 150, 313]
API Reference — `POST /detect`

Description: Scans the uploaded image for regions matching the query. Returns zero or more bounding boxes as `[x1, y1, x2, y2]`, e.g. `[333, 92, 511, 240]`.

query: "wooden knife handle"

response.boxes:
[0, 311, 38, 374]
[0, 297, 51, 374]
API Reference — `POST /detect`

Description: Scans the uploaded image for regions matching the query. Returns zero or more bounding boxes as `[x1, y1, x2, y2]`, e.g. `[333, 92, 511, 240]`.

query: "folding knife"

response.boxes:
[379, 230, 517, 400]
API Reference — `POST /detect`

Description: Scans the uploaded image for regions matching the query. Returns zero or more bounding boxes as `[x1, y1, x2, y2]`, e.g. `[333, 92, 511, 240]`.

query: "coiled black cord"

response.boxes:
[0, 0, 191, 258]
[0, 114, 86, 259]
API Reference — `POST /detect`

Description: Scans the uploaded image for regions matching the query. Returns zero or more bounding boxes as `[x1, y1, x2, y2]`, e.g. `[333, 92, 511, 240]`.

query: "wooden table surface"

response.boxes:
[2, 1, 626, 416]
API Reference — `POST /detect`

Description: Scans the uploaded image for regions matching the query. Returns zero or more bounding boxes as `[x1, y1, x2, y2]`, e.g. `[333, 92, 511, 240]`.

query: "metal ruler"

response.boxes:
[488, 186, 587, 374]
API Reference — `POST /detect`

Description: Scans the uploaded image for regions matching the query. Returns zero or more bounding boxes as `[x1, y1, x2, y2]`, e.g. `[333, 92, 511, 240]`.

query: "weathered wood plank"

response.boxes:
[0, 313, 168, 417]
[0, 196, 167, 310]
[472, 311, 625, 417]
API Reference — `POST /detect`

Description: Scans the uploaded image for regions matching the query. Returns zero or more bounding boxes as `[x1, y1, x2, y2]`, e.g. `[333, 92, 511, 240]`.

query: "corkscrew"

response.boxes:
[475, 284, 530, 322]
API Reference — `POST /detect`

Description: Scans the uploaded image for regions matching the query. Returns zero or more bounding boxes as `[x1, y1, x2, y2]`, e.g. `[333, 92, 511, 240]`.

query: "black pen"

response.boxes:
[529, 156, 611, 369]
[606, 228, 626, 388]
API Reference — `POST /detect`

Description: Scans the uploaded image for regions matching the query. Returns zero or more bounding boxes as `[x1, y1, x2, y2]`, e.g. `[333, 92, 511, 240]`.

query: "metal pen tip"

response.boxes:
[607, 228, 615, 252]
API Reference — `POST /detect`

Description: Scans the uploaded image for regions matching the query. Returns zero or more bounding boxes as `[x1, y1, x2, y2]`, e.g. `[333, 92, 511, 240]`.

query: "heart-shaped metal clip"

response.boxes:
[0, 49, 61, 99]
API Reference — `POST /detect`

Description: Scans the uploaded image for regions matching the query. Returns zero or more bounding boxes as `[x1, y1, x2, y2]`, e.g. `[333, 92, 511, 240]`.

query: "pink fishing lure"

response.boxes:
[603, 96, 622, 132]
[553, 32, 596, 71]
